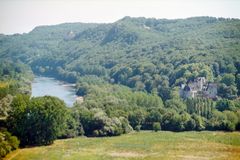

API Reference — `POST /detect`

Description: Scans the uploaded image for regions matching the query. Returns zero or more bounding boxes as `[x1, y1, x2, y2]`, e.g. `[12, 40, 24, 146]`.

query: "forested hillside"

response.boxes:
[1, 16, 240, 157]
[0, 16, 240, 98]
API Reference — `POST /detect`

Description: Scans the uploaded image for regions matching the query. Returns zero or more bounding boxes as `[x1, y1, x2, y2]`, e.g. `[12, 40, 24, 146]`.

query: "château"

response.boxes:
[179, 77, 218, 99]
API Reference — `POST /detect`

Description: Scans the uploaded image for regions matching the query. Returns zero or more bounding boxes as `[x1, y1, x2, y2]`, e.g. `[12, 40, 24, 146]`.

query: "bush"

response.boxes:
[59, 110, 84, 139]
[191, 114, 206, 131]
[93, 116, 124, 137]
[153, 122, 161, 132]
[223, 121, 236, 131]
[135, 125, 141, 132]
[78, 108, 131, 137]
[119, 117, 133, 134]
[0, 129, 20, 158]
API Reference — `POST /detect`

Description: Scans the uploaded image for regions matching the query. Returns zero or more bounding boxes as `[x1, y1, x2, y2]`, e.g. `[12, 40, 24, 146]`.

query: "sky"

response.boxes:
[0, 0, 240, 35]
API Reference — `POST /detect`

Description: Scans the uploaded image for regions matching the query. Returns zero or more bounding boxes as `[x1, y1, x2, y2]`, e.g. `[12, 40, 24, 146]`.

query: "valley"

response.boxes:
[1, 16, 240, 159]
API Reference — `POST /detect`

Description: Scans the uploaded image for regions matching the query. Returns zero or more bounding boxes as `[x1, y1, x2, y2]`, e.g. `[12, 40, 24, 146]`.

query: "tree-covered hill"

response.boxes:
[0, 16, 239, 98]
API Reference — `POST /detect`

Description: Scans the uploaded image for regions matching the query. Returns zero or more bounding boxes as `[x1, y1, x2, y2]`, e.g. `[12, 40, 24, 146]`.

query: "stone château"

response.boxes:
[179, 77, 217, 99]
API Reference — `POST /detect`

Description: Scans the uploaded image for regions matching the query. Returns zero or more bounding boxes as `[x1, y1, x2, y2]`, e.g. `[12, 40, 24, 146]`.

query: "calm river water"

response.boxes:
[31, 76, 77, 106]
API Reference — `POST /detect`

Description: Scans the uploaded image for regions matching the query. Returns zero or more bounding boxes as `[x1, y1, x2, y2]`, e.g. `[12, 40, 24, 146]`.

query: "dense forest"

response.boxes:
[0, 16, 240, 158]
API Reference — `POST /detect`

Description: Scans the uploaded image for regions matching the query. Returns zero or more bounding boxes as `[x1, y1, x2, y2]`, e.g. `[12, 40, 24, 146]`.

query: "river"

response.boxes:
[31, 76, 77, 107]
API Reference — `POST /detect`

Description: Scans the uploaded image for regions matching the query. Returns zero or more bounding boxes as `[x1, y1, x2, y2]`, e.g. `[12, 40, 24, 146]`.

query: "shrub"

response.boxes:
[0, 129, 20, 158]
[223, 121, 236, 131]
[153, 122, 161, 132]
[119, 117, 133, 134]
[135, 125, 141, 132]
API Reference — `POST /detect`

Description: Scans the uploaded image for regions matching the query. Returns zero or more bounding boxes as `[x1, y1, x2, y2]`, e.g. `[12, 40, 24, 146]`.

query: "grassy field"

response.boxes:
[4, 131, 240, 160]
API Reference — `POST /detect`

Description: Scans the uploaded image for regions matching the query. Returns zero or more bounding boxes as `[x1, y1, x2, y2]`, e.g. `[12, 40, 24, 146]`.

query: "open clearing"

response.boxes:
[4, 131, 240, 160]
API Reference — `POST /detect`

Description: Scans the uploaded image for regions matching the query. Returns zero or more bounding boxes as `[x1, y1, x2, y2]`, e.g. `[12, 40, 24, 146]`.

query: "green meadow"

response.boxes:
[4, 131, 240, 160]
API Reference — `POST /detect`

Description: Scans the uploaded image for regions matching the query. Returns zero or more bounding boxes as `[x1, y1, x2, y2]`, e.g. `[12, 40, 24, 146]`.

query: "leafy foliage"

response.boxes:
[0, 17, 239, 98]
[7, 95, 68, 146]
[0, 128, 20, 158]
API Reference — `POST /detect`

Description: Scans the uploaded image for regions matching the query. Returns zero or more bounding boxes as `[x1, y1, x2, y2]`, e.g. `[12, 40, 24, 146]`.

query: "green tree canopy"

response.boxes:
[7, 96, 68, 146]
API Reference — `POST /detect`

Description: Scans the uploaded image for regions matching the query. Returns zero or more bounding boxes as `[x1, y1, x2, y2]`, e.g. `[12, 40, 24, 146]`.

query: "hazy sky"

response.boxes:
[1, 0, 240, 34]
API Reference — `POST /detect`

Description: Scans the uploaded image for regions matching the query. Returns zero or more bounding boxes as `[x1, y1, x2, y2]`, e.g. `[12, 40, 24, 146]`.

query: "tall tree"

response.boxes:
[7, 96, 68, 146]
